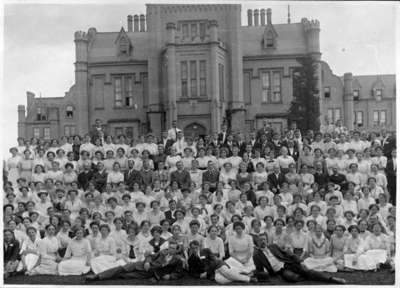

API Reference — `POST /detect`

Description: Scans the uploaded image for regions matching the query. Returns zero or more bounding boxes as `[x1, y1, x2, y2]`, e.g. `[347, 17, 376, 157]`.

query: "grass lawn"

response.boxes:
[4, 268, 395, 285]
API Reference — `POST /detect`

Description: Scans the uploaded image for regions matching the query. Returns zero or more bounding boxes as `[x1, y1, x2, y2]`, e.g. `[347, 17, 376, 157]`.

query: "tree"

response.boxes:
[288, 56, 321, 133]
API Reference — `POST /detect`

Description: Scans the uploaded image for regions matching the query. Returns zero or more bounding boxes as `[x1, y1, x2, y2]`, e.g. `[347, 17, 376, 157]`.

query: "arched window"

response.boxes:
[66, 105, 74, 118]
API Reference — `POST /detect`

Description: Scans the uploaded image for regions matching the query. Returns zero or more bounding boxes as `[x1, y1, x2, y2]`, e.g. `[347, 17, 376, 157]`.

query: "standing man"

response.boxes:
[385, 149, 396, 205]
[90, 119, 107, 143]
[167, 120, 182, 142]
[170, 161, 191, 189]
[218, 124, 229, 145]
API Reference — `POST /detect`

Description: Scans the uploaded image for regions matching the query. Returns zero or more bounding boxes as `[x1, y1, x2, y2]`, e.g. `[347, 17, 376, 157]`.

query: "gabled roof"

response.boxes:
[351, 74, 396, 99]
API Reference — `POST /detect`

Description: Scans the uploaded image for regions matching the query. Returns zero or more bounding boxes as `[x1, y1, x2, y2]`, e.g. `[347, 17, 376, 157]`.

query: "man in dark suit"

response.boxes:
[208, 133, 221, 150]
[256, 120, 272, 141]
[285, 139, 300, 162]
[164, 200, 178, 224]
[267, 165, 285, 193]
[221, 134, 236, 156]
[202, 161, 220, 192]
[218, 124, 229, 144]
[253, 233, 346, 284]
[313, 161, 329, 188]
[159, 131, 175, 155]
[92, 162, 108, 192]
[86, 241, 184, 282]
[382, 132, 396, 159]
[385, 149, 396, 205]
[170, 161, 191, 189]
[89, 119, 107, 144]
[77, 163, 94, 190]
[124, 159, 143, 191]
[4, 229, 20, 279]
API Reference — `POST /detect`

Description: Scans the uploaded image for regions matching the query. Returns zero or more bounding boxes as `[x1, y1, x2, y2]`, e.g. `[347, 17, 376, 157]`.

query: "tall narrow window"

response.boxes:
[33, 128, 40, 138]
[266, 31, 274, 47]
[327, 109, 334, 124]
[115, 127, 123, 137]
[355, 111, 363, 127]
[70, 126, 76, 136]
[375, 89, 382, 101]
[199, 60, 207, 97]
[181, 61, 188, 98]
[36, 107, 46, 121]
[114, 77, 122, 107]
[272, 71, 281, 102]
[182, 24, 189, 38]
[261, 72, 270, 103]
[191, 23, 198, 39]
[243, 71, 251, 104]
[125, 76, 133, 107]
[199, 22, 206, 39]
[125, 127, 133, 138]
[44, 127, 50, 140]
[380, 110, 387, 125]
[373, 111, 379, 126]
[64, 126, 70, 136]
[218, 64, 224, 101]
[353, 89, 359, 100]
[334, 108, 341, 122]
[190, 61, 197, 97]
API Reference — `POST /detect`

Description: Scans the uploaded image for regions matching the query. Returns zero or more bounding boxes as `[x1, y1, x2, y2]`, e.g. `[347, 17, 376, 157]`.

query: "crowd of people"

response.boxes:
[3, 118, 396, 284]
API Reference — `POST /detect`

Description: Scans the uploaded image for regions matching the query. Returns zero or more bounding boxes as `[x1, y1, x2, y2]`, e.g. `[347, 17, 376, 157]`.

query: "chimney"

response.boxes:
[134, 15, 139, 32]
[254, 9, 259, 26]
[127, 15, 133, 32]
[247, 9, 253, 26]
[139, 14, 145, 32]
[260, 9, 266, 25]
[267, 8, 272, 24]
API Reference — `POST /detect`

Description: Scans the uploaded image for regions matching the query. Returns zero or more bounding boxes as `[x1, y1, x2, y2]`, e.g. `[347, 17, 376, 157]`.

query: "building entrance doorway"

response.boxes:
[184, 122, 207, 138]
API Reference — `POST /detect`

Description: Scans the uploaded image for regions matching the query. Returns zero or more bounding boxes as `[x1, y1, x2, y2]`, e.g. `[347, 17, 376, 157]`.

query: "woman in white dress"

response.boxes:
[351, 223, 391, 271]
[7, 147, 21, 187]
[58, 227, 91, 275]
[226, 221, 255, 274]
[90, 224, 125, 274]
[28, 224, 61, 275]
[343, 225, 363, 270]
[17, 226, 40, 273]
[165, 147, 181, 173]
[204, 225, 225, 259]
[303, 224, 337, 272]
[219, 162, 237, 187]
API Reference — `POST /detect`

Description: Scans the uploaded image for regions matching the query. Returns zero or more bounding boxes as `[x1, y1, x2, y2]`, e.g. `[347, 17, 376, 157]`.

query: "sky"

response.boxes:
[1, 0, 398, 157]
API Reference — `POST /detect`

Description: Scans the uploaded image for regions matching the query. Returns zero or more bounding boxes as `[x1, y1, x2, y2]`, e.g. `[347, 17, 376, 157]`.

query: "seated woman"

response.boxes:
[203, 225, 225, 260]
[17, 226, 40, 273]
[351, 223, 391, 271]
[4, 229, 21, 279]
[303, 224, 337, 272]
[288, 220, 308, 260]
[226, 221, 255, 275]
[343, 225, 362, 270]
[58, 227, 91, 275]
[330, 225, 346, 270]
[121, 224, 141, 263]
[90, 224, 125, 275]
[28, 224, 61, 275]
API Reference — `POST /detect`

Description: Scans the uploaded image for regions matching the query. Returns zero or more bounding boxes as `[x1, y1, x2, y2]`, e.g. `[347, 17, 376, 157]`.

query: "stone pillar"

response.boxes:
[343, 73, 354, 130]
[140, 14, 146, 32]
[133, 15, 139, 32]
[229, 6, 246, 132]
[18, 105, 26, 138]
[209, 20, 221, 133]
[260, 9, 266, 25]
[49, 108, 59, 139]
[247, 9, 252, 26]
[74, 31, 89, 134]
[166, 23, 177, 128]
[254, 9, 259, 26]
[127, 15, 133, 32]
[267, 8, 272, 24]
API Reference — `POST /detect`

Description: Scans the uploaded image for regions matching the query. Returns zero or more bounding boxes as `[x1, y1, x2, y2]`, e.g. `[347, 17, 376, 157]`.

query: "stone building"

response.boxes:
[17, 4, 396, 141]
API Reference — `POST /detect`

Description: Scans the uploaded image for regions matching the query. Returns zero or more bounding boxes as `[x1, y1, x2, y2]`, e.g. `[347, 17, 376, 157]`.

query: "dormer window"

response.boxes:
[353, 89, 359, 100]
[119, 37, 129, 55]
[375, 89, 382, 101]
[266, 31, 274, 47]
[66, 105, 74, 118]
[115, 27, 132, 57]
[36, 107, 47, 121]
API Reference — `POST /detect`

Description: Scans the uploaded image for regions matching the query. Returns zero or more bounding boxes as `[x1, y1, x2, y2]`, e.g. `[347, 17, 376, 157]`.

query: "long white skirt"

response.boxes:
[28, 256, 58, 275]
[215, 265, 251, 284]
[90, 255, 126, 275]
[344, 249, 387, 271]
[224, 257, 255, 275]
[303, 256, 337, 272]
[17, 253, 39, 272]
[58, 257, 91, 276]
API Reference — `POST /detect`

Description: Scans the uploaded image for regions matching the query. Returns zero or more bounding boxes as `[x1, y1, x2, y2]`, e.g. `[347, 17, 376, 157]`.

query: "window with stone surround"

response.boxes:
[200, 60, 207, 97]
[65, 105, 74, 118]
[190, 61, 197, 97]
[113, 75, 134, 108]
[218, 63, 224, 101]
[353, 89, 360, 100]
[180, 21, 208, 41]
[261, 70, 281, 103]
[36, 107, 47, 121]
[44, 127, 50, 140]
[181, 61, 188, 98]
[64, 125, 76, 136]
[355, 111, 363, 127]
[373, 110, 387, 126]
[33, 128, 40, 138]
[180, 60, 207, 98]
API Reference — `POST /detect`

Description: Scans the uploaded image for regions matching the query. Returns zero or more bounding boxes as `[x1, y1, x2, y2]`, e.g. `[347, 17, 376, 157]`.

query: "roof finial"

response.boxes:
[287, 5, 291, 24]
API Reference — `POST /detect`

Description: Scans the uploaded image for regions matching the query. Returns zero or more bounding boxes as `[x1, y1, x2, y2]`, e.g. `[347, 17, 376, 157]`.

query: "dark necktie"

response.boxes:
[129, 245, 136, 259]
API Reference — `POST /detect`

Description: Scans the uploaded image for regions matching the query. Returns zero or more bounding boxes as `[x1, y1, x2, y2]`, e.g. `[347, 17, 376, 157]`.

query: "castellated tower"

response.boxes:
[74, 31, 89, 134]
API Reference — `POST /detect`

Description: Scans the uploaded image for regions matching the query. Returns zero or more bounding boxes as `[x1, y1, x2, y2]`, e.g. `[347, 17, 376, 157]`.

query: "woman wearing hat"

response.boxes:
[7, 147, 21, 187]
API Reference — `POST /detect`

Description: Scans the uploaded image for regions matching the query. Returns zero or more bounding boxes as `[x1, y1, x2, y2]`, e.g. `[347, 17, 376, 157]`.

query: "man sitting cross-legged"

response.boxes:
[86, 241, 184, 282]
[253, 233, 346, 284]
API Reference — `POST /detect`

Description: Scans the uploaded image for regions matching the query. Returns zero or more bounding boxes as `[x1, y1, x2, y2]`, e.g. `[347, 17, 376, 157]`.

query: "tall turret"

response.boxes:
[74, 30, 89, 134]
[302, 18, 321, 57]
